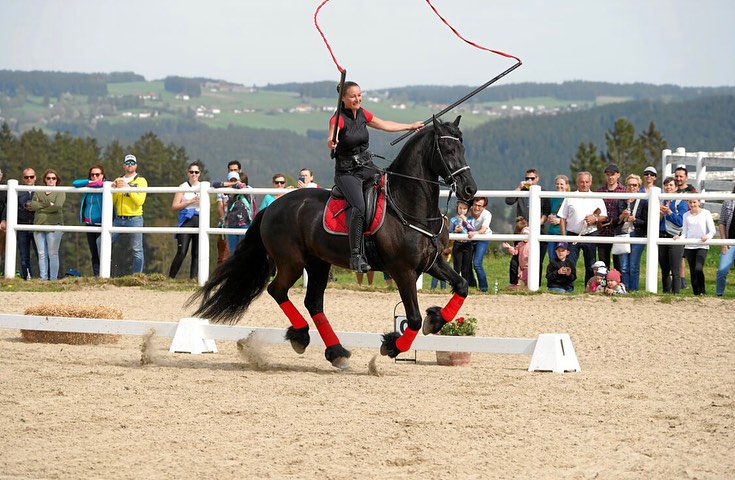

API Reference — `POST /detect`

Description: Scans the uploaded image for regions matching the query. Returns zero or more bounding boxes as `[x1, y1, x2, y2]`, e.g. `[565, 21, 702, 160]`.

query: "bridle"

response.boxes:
[379, 129, 473, 271]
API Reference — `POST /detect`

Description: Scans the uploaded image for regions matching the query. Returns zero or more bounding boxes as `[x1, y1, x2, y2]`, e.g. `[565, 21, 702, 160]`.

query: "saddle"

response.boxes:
[323, 174, 387, 236]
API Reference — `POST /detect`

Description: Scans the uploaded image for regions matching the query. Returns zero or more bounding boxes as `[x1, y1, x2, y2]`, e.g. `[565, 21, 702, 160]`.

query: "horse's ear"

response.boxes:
[453, 115, 462, 127]
[432, 115, 440, 131]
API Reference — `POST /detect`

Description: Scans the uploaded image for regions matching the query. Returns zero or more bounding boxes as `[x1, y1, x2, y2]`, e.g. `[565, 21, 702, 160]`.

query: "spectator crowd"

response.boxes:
[1, 158, 733, 296]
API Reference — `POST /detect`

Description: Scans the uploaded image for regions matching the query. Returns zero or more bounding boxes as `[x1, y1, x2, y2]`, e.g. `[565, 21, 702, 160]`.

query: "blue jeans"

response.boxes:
[546, 241, 558, 263]
[472, 240, 490, 292]
[548, 286, 573, 294]
[33, 230, 64, 280]
[616, 250, 630, 288]
[716, 246, 735, 296]
[430, 277, 446, 289]
[628, 233, 645, 291]
[567, 235, 598, 284]
[227, 225, 248, 254]
[17, 230, 36, 279]
[112, 216, 144, 273]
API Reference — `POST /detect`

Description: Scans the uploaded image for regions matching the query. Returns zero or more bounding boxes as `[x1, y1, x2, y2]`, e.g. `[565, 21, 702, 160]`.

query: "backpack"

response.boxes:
[226, 194, 254, 227]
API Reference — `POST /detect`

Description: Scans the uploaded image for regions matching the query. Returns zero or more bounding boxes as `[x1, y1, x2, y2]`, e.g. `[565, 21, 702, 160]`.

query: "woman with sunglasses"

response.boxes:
[73, 165, 106, 276]
[259, 172, 289, 210]
[615, 174, 648, 290]
[168, 161, 202, 279]
[29, 169, 65, 280]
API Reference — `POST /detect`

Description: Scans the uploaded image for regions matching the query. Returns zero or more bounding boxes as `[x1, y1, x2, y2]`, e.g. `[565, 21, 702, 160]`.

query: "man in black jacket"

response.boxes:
[0, 168, 37, 279]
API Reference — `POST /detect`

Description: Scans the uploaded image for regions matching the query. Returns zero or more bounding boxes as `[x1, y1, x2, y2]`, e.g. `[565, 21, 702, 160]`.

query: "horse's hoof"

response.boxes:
[380, 332, 400, 358]
[422, 306, 445, 335]
[325, 344, 351, 367]
[289, 339, 307, 354]
[285, 326, 310, 355]
[331, 357, 350, 370]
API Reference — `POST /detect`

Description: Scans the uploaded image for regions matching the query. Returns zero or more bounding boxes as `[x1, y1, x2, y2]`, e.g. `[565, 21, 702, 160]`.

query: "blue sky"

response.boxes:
[2, 0, 734, 89]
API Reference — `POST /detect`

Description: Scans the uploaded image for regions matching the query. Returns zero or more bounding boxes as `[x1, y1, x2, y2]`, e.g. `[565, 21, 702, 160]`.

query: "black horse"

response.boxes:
[190, 116, 477, 368]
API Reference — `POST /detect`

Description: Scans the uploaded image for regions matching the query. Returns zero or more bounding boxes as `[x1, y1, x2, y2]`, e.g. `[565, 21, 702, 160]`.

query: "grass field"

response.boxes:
[5, 246, 730, 299]
[11, 80, 591, 135]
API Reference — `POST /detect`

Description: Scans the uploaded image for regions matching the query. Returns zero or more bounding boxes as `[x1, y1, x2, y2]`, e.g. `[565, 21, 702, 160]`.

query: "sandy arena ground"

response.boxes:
[0, 286, 733, 479]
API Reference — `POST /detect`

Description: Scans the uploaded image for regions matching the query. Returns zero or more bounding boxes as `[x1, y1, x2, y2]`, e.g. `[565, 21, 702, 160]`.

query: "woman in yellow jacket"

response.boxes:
[30, 168, 65, 280]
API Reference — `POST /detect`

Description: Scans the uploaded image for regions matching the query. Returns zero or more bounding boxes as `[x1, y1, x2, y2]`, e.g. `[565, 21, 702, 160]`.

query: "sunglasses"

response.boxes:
[45, 176, 57, 180]
[273, 180, 286, 185]
[525, 177, 536, 181]
[188, 170, 200, 174]
[23, 175, 36, 179]
[627, 184, 639, 187]
[643, 172, 656, 176]
[90, 172, 103, 177]
[124, 161, 137, 166]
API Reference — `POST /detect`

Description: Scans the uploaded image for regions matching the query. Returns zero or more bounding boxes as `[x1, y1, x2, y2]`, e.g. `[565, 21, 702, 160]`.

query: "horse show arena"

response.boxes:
[1, 286, 733, 479]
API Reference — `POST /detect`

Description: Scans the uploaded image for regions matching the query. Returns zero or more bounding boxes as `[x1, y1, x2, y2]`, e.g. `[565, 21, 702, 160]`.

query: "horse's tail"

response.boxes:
[187, 211, 270, 324]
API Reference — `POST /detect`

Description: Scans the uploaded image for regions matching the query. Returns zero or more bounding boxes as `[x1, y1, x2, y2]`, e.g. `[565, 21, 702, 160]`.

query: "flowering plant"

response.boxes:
[439, 316, 477, 336]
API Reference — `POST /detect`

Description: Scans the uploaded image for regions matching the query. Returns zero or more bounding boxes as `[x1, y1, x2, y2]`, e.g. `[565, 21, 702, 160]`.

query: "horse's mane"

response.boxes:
[388, 118, 462, 174]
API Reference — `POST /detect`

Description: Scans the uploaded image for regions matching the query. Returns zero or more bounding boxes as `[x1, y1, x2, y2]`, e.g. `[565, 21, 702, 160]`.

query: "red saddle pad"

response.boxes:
[323, 177, 386, 235]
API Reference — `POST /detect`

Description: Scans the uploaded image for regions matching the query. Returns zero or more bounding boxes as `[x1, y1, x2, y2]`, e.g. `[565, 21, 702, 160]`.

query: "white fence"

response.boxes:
[2, 179, 735, 292]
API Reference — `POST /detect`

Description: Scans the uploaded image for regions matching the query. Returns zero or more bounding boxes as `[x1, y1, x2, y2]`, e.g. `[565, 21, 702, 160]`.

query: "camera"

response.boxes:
[299, 175, 305, 183]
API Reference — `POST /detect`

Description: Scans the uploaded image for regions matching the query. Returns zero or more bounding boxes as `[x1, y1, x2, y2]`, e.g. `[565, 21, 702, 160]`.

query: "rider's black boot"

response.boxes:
[348, 214, 371, 273]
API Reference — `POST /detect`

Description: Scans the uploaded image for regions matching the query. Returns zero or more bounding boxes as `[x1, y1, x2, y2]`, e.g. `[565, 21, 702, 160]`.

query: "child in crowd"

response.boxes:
[450, 200, 476, 287]
[674, 198, 715, 296]
[502, 217, 530, 287]
[546, 242, 576, 293]
[603, 269, 627, 295]
[586, 266, 608, 293]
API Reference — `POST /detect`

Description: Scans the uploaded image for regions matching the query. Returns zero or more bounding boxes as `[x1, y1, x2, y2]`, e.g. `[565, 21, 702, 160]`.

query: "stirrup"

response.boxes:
[350, 254, 371, 273]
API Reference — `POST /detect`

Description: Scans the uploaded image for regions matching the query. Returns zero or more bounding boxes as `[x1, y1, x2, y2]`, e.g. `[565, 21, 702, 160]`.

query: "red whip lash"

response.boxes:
[314, 0, 523, 145]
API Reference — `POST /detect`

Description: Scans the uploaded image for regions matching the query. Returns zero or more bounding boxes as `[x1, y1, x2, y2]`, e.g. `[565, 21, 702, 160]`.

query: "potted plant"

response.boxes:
[436, 316, 477, 366]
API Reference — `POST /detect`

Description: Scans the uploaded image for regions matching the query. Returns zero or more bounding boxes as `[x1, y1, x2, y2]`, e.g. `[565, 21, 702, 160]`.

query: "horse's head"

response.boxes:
[430, 116, 477, 202]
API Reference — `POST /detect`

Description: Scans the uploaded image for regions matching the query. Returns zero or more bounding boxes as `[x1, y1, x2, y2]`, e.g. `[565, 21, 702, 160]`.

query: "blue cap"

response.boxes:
[556, 242, 569, 250]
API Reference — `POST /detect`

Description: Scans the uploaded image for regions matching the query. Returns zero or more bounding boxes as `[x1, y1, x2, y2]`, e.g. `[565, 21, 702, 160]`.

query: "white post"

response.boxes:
[645, 188, 661, 293]
[527, 185, 541, 291]
[98, 181, 114, 278]
[197, 182, 211, 286]
[3, 179, 18, 279]
[695, 151, 706, 195]
[661, 148, 671, 180]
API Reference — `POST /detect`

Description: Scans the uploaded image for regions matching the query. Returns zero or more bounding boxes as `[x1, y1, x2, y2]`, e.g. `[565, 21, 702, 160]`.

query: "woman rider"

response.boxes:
[327, 81, 423, 272]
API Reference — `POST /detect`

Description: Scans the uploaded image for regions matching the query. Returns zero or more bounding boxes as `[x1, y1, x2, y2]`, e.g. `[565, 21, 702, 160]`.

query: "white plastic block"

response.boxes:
[527, 333, 580, 373]
[169, 317, 218, 354]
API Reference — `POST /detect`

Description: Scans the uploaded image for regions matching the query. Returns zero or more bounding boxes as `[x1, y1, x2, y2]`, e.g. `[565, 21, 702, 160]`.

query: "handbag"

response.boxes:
[612, 233, 631, 255]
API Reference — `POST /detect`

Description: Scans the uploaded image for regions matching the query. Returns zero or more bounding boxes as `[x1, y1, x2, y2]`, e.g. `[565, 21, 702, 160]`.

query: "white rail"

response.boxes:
[2, 181, 735, 292]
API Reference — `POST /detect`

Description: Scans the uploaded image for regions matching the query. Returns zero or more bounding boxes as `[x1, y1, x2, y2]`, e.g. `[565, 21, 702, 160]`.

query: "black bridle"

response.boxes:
[375, 129, 472, 270]
[380, 129, 470, 222]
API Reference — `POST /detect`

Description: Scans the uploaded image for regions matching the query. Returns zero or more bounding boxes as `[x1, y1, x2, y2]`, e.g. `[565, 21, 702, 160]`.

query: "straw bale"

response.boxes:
[21, 304, 124, 345]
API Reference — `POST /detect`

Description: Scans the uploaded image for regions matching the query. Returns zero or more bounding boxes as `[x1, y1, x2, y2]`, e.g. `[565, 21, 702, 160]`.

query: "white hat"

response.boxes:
[591, 260, 605, 269]
[227, 171, 240, 180]
[596, 266, 608, 276]
[643, 166, 657, 175]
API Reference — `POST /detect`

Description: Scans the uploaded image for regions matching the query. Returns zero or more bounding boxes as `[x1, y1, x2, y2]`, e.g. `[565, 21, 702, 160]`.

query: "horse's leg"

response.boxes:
[422, 257, 470, 335]
[380, 270, 424, 358]
[267, 262, 311, 355]
[303, 259, 351, 369]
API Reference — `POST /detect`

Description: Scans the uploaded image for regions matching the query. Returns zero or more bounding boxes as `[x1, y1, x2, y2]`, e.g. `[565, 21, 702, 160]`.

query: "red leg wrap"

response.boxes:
[395, 328, 418, 352]
[279, 300, 308, 329]
[312, 312, 339, 347]
[440, 293, 465, 322]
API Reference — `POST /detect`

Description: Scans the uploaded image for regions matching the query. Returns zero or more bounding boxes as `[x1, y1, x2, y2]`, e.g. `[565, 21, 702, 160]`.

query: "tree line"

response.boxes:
[0, 70, 144, 98]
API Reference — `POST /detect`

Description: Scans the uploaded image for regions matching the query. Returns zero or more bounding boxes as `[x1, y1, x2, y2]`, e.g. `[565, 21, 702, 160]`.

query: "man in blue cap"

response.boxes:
[545, 241, 576, 293]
